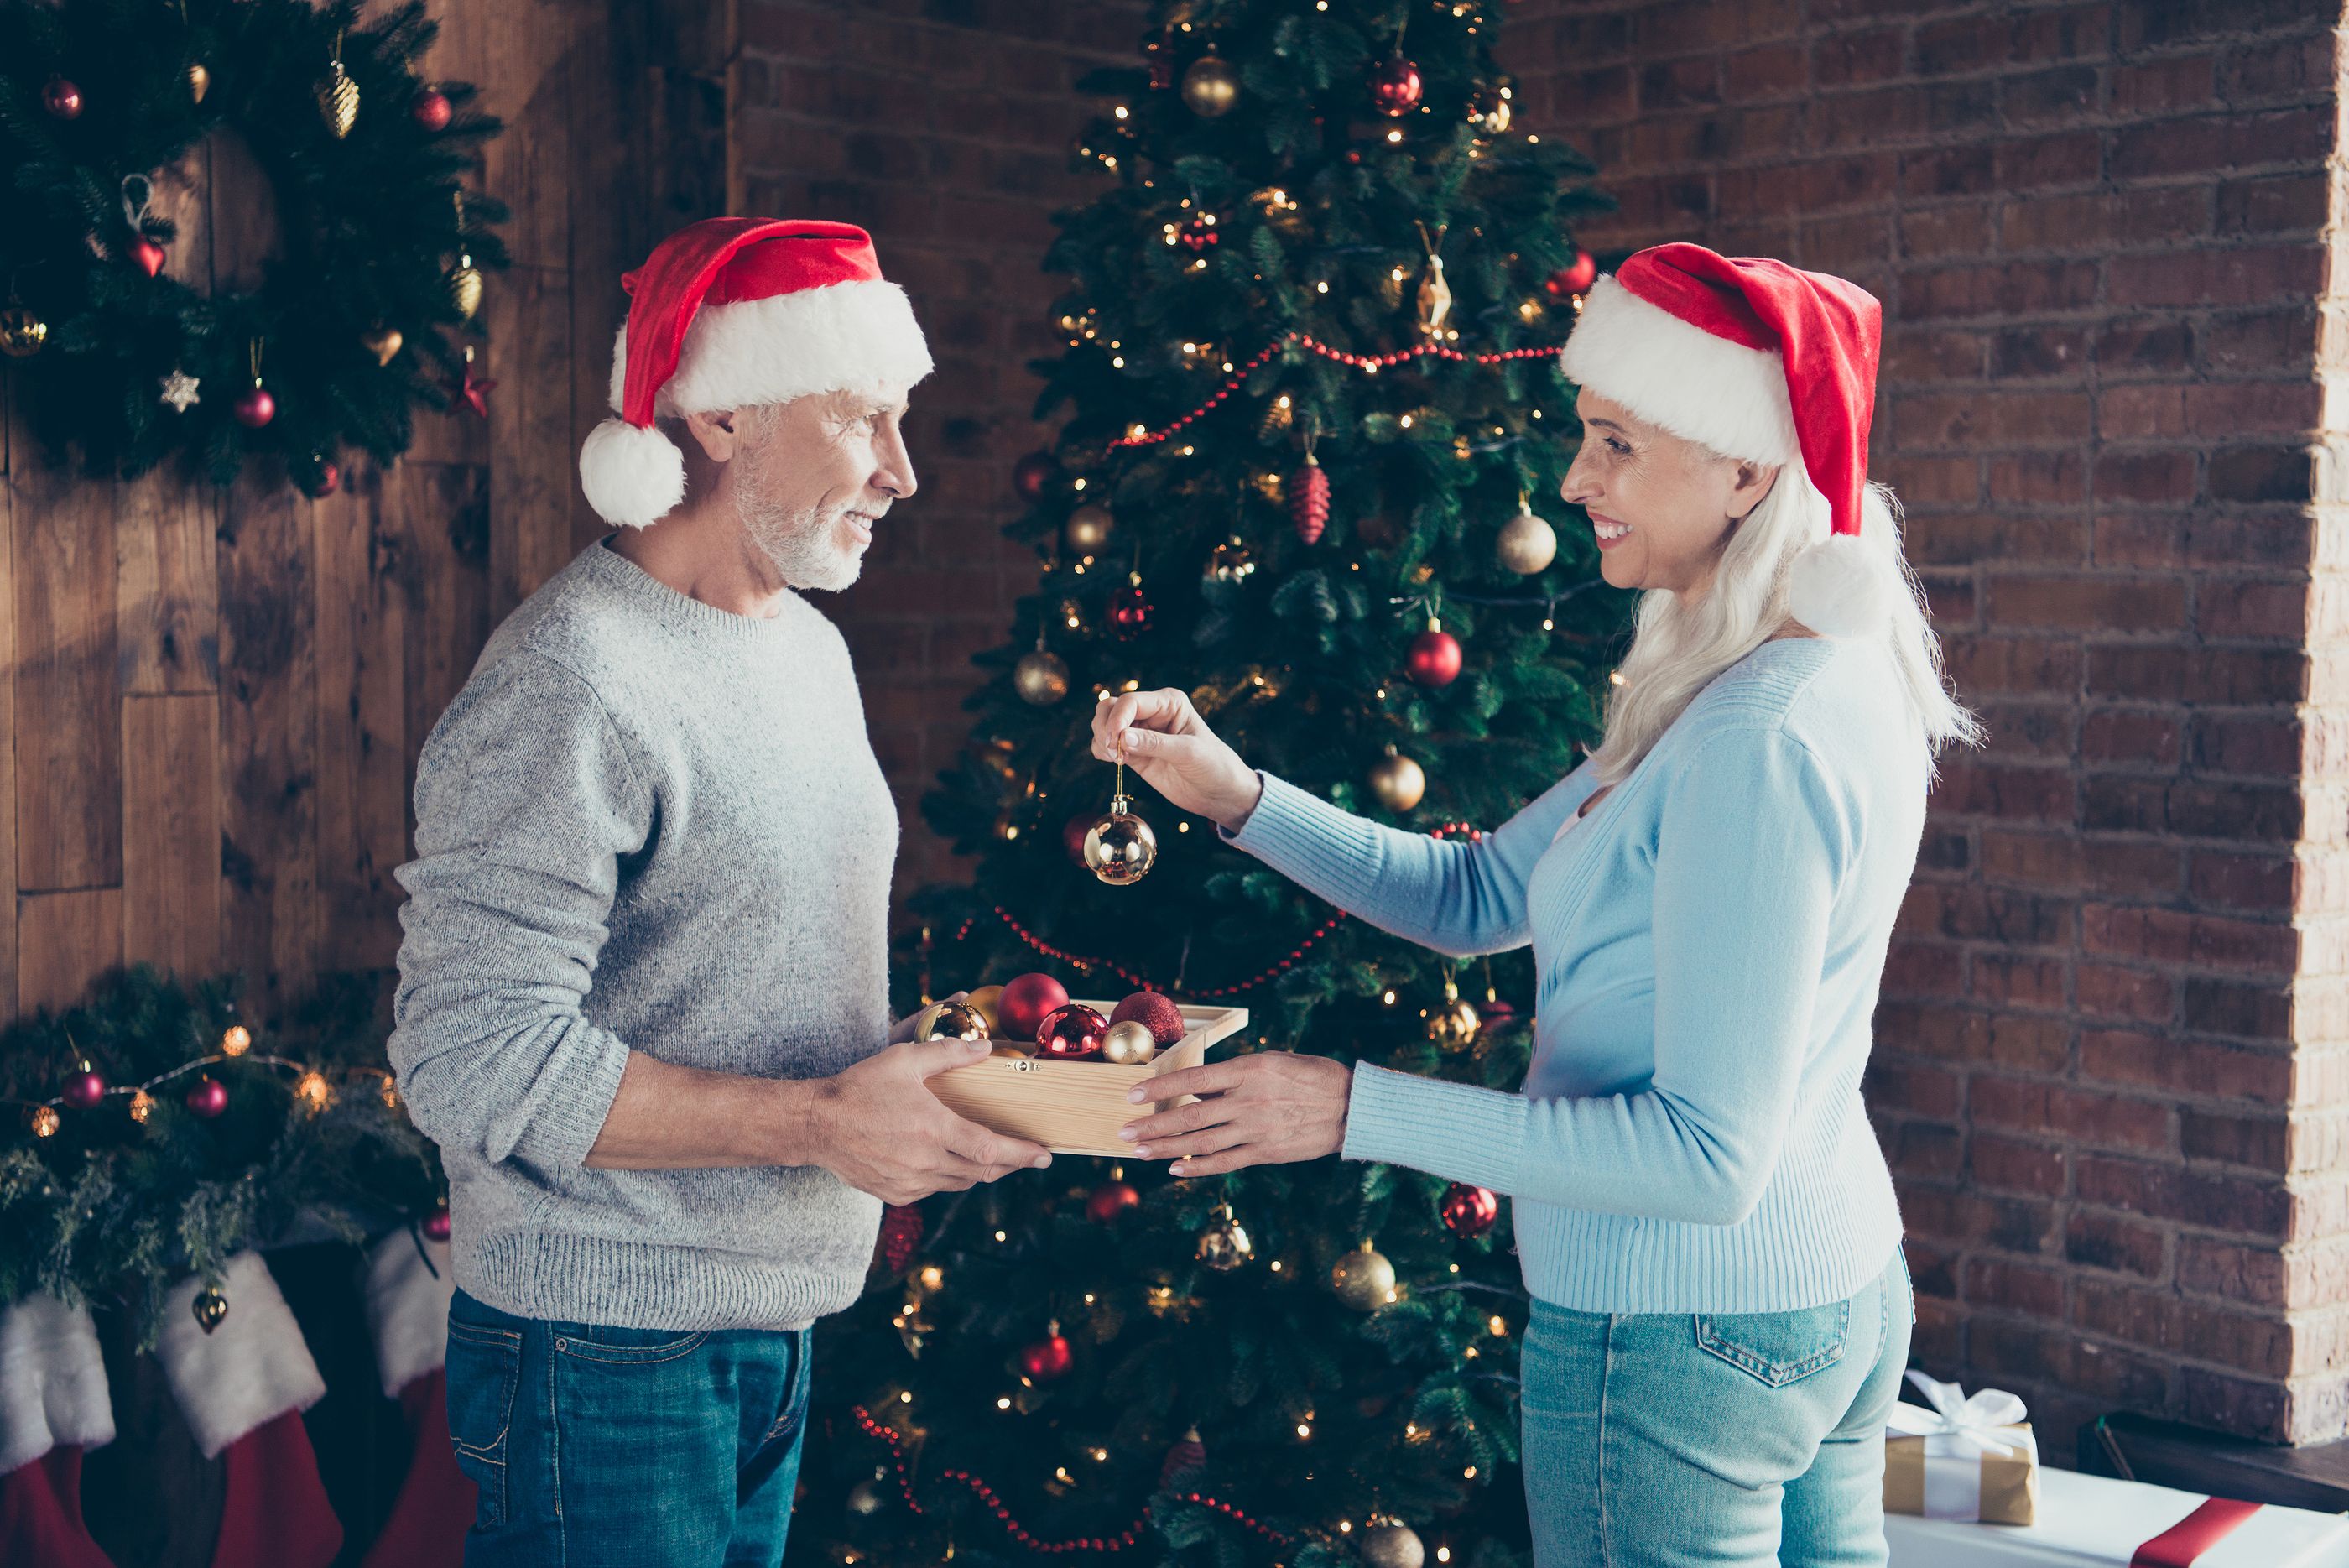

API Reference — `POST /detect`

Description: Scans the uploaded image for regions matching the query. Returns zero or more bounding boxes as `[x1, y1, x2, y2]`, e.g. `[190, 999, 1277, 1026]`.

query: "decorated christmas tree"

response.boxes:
[795, 4, 1615, 1565]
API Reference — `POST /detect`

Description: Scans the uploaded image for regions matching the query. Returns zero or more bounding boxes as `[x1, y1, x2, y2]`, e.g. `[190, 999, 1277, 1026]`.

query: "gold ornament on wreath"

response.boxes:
[1082, 757, 1158, 886]
[190, 1284, 230, 1335]
[1331, 1241, 1398, 1310]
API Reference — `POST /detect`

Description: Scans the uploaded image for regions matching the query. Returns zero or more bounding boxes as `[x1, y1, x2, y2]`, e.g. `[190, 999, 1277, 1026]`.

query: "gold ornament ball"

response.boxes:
[191, 1285, 230, 1335]
[0, 305, 48, 359]
[915, 1000, 990, 1043]
[187, 62, 211, 104]
[1331, 1243, 1397, 1310]
[1181, 53, 1239, 117]
[1197, 1218, 1253, 1271]
[1205, 539, 1257, 583]
[1429, 995, 1482, 1048]
[1084, 800, 1158, 886]
[1065, 503, 1114, 555]
[1471, 81, 1513, 135]
[1362, 1523, 1428, 1568]
[966, 985, 1005, 1033]
[315, 60, 359, 138]
[1370, 748, 1426, 813]
[1101, 1018, 1159, 1065]
[1497, 510, 1559, 575]
[1014, 649, 1070, 706]
[448, 255, 484, 320]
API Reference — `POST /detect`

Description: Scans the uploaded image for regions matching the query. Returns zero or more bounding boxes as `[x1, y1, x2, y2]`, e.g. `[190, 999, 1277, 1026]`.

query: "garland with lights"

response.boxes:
[0, 0, 508, 496]
[0, 965, 443, 1335]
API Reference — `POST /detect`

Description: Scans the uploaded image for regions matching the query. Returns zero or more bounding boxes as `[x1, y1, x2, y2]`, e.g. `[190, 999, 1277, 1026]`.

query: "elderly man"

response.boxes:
[388, 218, 1049, 1568]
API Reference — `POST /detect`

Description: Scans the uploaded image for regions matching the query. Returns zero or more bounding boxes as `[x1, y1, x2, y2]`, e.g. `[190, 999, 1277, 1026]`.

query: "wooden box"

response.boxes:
[929, 1001, 1250, 1157]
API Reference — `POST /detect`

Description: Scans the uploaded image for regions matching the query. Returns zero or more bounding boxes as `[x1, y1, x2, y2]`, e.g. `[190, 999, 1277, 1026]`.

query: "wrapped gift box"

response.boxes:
[1888, 1374, 2041, 1525]
[1887, 1463, 2349, 1567]
[930, 1001, 1249, 1156]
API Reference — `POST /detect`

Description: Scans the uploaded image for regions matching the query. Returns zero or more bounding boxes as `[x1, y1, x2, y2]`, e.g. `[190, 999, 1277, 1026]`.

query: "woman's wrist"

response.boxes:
[1213, 763, 1265, 835]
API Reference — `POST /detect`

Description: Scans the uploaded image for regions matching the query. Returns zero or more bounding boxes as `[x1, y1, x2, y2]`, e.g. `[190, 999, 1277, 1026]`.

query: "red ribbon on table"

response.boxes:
[2131, 1498, 2263, 1568]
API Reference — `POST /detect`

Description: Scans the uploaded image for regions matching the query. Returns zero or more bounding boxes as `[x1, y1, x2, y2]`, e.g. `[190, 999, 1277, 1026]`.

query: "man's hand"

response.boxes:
[1117, 1053, 1352, 1177]
[807, 1039, 1053, 1206]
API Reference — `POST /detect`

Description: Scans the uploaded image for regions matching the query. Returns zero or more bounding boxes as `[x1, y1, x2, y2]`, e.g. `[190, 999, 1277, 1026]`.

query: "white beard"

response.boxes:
[735, 432, 866, 593]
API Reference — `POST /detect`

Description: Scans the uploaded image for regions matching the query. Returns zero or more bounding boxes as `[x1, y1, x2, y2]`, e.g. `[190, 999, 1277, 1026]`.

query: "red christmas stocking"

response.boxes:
[360, 1229, 472, 1568]
[157, 1253, 341, 1568]
[0, 1294, 117, 1568]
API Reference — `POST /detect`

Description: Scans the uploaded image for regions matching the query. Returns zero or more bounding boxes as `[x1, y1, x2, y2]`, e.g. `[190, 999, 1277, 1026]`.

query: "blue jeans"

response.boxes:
[443, 1288, 813, 1568]
[1520, 1248, 1913, 1568]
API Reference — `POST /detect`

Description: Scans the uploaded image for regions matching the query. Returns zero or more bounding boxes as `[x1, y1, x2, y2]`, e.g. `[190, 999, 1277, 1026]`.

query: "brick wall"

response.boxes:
[734, 0, 1143, 896]
[1505, 0, 2349, 1446]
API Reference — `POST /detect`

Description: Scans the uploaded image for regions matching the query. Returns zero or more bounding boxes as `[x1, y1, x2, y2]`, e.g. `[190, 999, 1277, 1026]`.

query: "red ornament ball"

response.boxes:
[1407, 626, 1462, 686]
[879, 1203, 924, 1274]
[1036, 1002, 1108, 1060]
[129, 237, 166, 279]
[1013, 450, 1061, 503]
[1019, 1332, 1075, 1382]
[1086, 1180, 1141, 1223]
[1440, 1182, 1500, 1239]
[1177, 213, 1219, 253]
[412, 88, 453, 131]
[424, 1207, 453, 1242]
[998, 973, 1070, 1041]
[1063, 810, 1097, 866]
[1110, 584, 1152, 638]
[61, 1068, 107, 1110]
[232, 386, 276, 429]
[185, 1076, 228, 1118]
[308, 461, 341, 499]
[42, 77, 81, 119]
[1368, 54, 1424, 117]
[1545, 250, 1598, 298]
[1109, 991, 1188, 1047]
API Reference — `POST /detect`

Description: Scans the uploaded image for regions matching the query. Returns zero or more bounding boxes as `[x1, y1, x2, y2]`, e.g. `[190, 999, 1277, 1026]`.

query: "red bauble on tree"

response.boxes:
[1407, 618, 1462, 686]
[233, 383, 276, 430]
[1111, 577, 1152, 638]
[61, 1065, 107, 1110]
[305, 459, 341, 499]
[1440, 1182, 1499, 1239]
[1035, 1002, 1108, 1060]
[997, 973, 1070, 1041]
[42, 77, 82, 119]
[411, 87, 453, 131]
[1018, 1327, 1074, 1383]
[1290, 452, 1328, 544]
[1086, 1180, 1140, 1223]
[1176, 212, 1218, 253]
[879, 1204, 924, 1274]
[1545, 249, 1598, 298]
[1013, 450, 1061, 503]
[185, 1076, 229, 1118]
[1368, 54, 1424, 117]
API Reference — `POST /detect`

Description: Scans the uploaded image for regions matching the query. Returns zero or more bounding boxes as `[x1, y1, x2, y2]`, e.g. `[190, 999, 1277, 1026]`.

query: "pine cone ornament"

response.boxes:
[1290, 454, 1329, 544]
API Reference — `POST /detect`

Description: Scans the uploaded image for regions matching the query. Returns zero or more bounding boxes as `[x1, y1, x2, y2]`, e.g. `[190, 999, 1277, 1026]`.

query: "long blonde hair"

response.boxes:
[1588, 467, 1980, 785]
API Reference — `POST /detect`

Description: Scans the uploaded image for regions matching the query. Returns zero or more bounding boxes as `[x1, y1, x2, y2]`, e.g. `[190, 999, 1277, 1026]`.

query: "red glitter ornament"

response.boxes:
[1368, 54, 1423, 117]
[129, 237, 166, 279]
[1290, 453, 1328, 544]
[1440, 1182, 1499, 1238]
[185, 1076, 228, 1118]
[1408, 621, 1462, 686]
[997, 973, 1070, 1041]
[1110, 990, 1188, 1046]
[1086, 1180, 1140, 1223]
[1035, 1002, 1108, 1060]
[42, 78, 82, 119]
[412, 87, 453, 131]
[1545, 250, 1598, 298]
[61, 1067, 106, 1110]
[1018, 1331, 1074, 1382]
[424, 1206, 453, 1242]
[879, 1203, 924, 1274]
[232, 384, 276, 429]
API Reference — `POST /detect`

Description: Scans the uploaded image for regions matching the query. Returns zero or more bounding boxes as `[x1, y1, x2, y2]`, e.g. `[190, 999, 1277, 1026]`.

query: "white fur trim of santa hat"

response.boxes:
[363, 1230, 455, 1400]
[156, 1253, 326, 1460]
[1787, 526, 1897, 638]
[1560, 274, 1799, 468]
[0, 1295, 114, 1472]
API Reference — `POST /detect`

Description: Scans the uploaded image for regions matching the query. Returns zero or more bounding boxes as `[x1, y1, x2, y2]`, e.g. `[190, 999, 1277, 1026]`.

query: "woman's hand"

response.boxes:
[1117, 1053, 1353, 1176]
[1091, 688, 1263, 834]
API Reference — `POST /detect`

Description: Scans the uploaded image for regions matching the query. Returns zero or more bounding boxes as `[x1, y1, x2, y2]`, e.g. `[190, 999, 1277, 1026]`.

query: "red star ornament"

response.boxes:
[447, 347, 496, 419]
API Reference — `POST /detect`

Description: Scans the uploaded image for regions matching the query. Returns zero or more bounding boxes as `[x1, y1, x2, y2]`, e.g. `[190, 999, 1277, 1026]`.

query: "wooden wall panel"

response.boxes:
[122, 694, 220, 979]
[19, 890, 122, 1018]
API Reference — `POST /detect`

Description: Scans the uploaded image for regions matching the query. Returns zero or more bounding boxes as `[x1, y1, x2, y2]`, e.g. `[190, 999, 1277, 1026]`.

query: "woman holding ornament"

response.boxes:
[1097, 245, 1977, 1567]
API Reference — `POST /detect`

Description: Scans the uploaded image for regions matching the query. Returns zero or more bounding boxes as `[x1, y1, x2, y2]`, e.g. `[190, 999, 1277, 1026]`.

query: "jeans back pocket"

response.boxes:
[1693, 1300, 1851, 1388]
[445, 1318, 523, 1528]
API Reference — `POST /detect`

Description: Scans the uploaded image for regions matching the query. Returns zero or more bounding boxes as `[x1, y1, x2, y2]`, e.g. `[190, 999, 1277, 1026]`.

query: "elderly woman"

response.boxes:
[1096, 244, 1978, 1567]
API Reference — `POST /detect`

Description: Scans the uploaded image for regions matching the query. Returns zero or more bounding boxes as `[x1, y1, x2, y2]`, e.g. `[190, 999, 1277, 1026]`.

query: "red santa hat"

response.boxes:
[1559, 242, 1893, 637]
[579, 217, 934, 528]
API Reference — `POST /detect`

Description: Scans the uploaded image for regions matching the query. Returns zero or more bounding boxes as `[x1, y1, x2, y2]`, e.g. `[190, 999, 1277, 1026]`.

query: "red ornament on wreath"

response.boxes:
[1087, 1180, 1141, 1223]
[185, 1076, 229, 1118]
[879, 1204, 924, 1274]
[1019, 1326, 1075, 1382]
[233, 384, 276, 429]
[1545, 250, 1598, 299]
[412, 86, 453, 131]
[1013, 450, 1061, 503]
[1036, 1002, 1109, 1061]
[306, 459, 341, 498]
[130, 237, 166, 279]
[1290, 451, 1329, 544]
[42, 77, 82, 119]
[1440, 1182, 1499, 1239]
[1111, 576, 1152, 639]
[61, 1065, 107, 1111]
[1369, 54, 1424, 117]
[1408, 617, 1462, 687]
[997, 972, 1070, 1041]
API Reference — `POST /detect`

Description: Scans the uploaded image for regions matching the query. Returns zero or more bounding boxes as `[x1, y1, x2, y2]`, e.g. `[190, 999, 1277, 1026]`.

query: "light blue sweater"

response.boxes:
[1225, 638, 1926, 1315]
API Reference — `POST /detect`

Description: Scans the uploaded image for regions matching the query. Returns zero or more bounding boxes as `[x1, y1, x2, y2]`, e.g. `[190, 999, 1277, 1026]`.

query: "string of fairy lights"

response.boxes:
[6, 1022, 398, 1138]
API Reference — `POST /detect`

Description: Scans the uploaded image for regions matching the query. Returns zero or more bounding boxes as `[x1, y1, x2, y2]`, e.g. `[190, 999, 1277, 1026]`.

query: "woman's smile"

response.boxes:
[1591, 512, 1633, 550]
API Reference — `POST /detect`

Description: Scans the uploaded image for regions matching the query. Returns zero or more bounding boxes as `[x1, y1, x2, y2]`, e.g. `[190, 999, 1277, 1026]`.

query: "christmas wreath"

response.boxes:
[0, 0, 508, 497]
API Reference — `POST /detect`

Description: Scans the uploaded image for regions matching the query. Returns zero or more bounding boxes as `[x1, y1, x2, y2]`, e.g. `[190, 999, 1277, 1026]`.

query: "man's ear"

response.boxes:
[681, 407, 744, 464]
[1727, 461, 1780, 521]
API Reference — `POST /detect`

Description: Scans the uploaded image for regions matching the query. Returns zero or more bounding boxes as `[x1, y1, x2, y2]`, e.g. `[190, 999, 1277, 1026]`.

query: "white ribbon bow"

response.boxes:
[1886, 1370, 2037, 1520]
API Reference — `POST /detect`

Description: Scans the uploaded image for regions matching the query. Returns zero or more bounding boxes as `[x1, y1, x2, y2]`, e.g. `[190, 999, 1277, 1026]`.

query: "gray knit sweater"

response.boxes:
[389, 539, 898, 1331]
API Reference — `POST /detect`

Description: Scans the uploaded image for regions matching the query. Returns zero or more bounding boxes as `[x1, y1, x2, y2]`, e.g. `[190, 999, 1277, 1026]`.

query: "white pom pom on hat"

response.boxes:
[580, 217, 935, 528]
[1560, 243, 1891, 636]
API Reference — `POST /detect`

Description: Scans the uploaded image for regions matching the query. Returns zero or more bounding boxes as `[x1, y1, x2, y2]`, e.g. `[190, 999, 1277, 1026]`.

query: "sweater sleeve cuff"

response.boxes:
[505, 1020, 633, 1173]
[1341, 1064, 1530, 1196]
[1220, 772, 1385, 914]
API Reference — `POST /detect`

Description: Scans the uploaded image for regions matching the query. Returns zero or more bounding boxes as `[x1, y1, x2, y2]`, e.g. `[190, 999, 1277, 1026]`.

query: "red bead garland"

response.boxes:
[965, 906, 1350, 999]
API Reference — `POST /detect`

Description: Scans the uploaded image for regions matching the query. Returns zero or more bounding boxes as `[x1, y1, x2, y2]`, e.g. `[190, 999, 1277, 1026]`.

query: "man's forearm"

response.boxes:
[583, 1050, 827, 1170]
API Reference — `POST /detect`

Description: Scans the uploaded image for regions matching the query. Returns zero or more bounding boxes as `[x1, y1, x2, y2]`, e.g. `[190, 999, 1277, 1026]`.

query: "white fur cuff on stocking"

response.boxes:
[364, 1230, 455, 1400]
[156, 1253, 326, 1460]
[0, 1295, 113, 1473]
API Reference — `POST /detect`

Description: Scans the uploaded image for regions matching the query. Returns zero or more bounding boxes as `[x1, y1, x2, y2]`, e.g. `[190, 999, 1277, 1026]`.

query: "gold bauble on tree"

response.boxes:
[1470, 80, 1513, 135]
[1428, 976, 1481, 1048]
[1014, 648, 1070, 706]
[1497, 508, 1558, 575]
[1180, 51, 1239, 117]
[447, 253, 484, 320]
[315, 42, 359, 138]
[187, 62, 211, 104]
[1205, 539, 1257, 583]
[1065, 503, 1114, 556]
[1362, 1522, 1428, 1568]
[0, 304, 47, 358]
[1331, 1242, 1397, 1310]
[1197, 1211, 1253, 1271]
[1369, 745, 1425, 812]
[191, 1285, 230, 1335]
